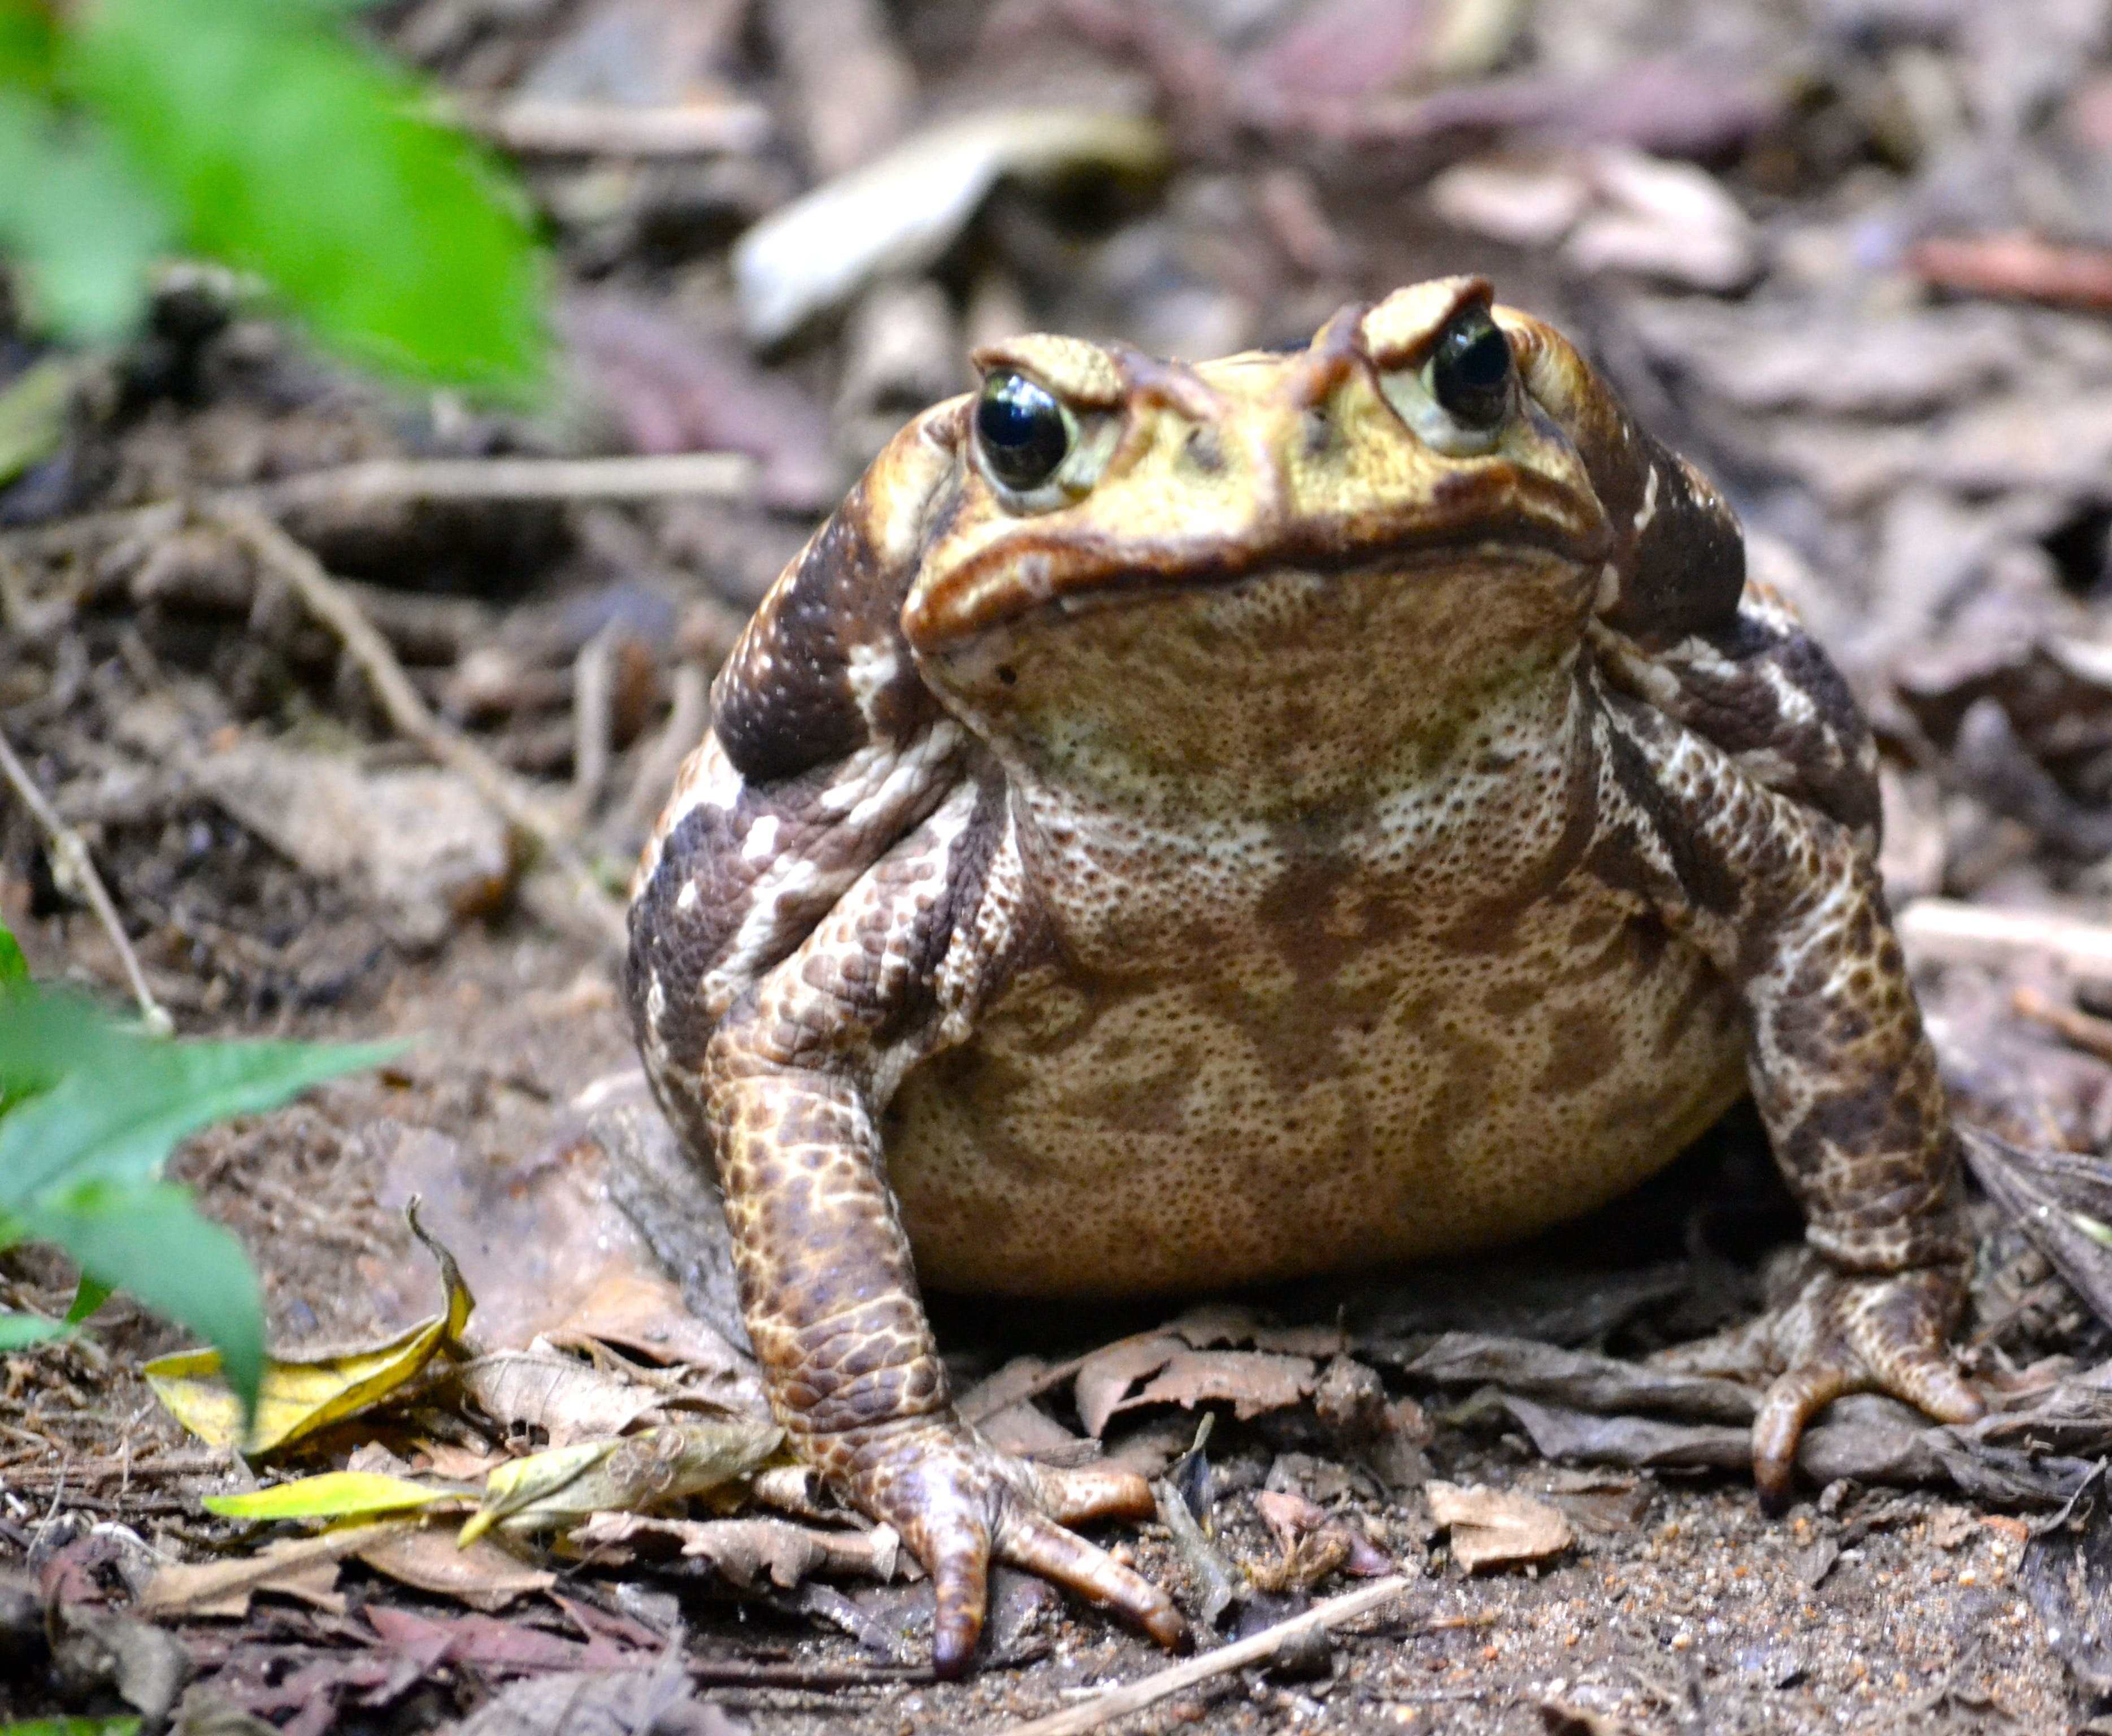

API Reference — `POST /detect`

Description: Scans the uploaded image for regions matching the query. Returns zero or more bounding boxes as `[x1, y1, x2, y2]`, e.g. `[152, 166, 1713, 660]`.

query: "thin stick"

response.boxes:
[1896, 897, 2112, 978]
[458, 98, 773, 158]
[989, 1575, 1411, 1736]
[0, 721, 171, 1034]
[570, 623, 619, 824]
[2013, 985, 2112, 1066]
[2, 452, 757, 560]
[612, 661, 709, 841]
[206, 504, 625, 951]
[260, 452, 756, 508]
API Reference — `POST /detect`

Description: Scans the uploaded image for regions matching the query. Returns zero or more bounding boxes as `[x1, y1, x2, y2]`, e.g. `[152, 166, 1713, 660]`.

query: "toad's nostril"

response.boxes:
[1184, 425, 1225, 474]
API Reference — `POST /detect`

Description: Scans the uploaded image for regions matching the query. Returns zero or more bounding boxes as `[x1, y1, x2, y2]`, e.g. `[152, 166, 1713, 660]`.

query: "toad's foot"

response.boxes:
[832, 1420, 1189, 1676]
[1656, 1258, 1982, 1510]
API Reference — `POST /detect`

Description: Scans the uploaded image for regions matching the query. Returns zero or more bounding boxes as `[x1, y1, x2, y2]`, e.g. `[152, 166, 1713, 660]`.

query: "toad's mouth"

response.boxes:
[902, 479, 1607, 649]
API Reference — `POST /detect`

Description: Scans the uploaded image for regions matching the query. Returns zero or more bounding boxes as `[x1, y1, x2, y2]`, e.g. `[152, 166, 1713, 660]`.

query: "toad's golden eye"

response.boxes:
[1428, 305, 1513, 429]
[975, 372, 1073, 491]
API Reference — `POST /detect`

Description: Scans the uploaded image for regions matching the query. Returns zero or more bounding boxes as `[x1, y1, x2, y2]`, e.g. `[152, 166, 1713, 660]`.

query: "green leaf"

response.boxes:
[64, 1271, 112, 1324]
[0, 91, 166, 341]
[0, 995, 398, 1208]
[68, 0, 546, 392]
[20, 1181, 264, 1414]
[0, 916, 25, 989]
[0, 1, 58, 94]
[0, 1721, 143, 1736]
[0, 1308, 63, 1348]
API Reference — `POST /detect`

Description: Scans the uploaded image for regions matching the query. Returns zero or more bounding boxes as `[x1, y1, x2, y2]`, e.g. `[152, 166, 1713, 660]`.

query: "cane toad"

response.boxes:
[627, 277, 1981, 1672]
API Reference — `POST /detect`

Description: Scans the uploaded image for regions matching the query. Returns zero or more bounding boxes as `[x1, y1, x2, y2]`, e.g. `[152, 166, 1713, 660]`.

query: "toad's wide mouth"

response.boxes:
[900, 472, 1608, 649]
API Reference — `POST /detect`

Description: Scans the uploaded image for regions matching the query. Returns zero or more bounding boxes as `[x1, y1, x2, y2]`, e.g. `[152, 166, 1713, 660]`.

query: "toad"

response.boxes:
[626, 277, 1981, 1672]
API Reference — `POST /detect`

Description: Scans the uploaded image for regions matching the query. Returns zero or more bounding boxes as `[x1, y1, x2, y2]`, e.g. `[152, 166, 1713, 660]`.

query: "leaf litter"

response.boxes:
[21, 0, 2112, 1727]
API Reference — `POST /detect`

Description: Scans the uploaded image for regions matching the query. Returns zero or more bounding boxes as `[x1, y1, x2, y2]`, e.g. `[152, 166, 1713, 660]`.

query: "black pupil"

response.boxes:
[976, 372, 1070, 489]
[1429, 309, 1511, 429]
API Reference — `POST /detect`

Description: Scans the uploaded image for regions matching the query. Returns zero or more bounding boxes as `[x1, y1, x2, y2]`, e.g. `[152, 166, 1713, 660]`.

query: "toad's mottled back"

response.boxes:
[627, 277, 1980, 1674]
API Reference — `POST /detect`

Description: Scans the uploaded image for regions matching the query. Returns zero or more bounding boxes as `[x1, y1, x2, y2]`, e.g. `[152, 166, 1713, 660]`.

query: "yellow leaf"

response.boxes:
[458, 1439, 615, 1545]
[146, 1200, 475, 1455]
[203, 1470, 457, 1522]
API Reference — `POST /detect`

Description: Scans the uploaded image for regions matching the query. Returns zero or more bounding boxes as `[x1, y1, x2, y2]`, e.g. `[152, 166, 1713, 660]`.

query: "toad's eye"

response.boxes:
[1428, 306, 1512, 430]
[976, 371, 1072, 491]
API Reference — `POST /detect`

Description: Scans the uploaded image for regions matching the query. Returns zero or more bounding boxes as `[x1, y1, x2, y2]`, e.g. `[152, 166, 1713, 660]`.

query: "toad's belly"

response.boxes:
[885, 891, 1749, 1295]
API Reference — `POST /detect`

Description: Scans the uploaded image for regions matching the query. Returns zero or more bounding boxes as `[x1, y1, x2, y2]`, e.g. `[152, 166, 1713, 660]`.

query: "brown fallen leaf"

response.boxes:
[542, 1267, 758, 1384]
[1123, 1349, 1318, 1423]
[1426, 1481, 1574, 1572]
[1171, 1301, 1346, 1359]
[354, 1525, 557, 1613]
[454, 1350, 676, 1447]
[449, 1663, 745, 1736]
[140, 1521, 416, 1618]
[366, 1605, 644, 1676]
[1075, 1335, 1185, 1438]
[567, 1512, 902, 1589]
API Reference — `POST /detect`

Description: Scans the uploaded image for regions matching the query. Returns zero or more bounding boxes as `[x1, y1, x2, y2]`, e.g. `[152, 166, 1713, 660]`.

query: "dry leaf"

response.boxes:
[1426, 1481, 1574, 1572]
[567, 1512, 902, 1589]
[455, 1350, 673, 1447]
[1124, 1349, 1318, 1423]
[733, 107, 1167, 344]
[353, 1525, 557, 1613]
[147, 1208, 474, 1455]
[141, 1521, 414, 1618]
[462, 1419, 783, 1543]
[1075, 1335, 1184, 1438]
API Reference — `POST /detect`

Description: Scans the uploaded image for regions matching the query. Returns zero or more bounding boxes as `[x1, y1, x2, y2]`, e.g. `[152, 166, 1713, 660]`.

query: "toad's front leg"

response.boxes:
[1597, 682, 1983, 1505]
[694, 791, 1185, 1674]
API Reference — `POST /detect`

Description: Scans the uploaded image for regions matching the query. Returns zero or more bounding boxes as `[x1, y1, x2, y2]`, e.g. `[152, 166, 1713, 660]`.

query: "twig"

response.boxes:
[612, 661, 709, 842]
[0, 719, 171, 1033]
[2013, 984, 2112, 1065]
[1896, 897, 2112, 978]
[205, 504, 625, 951]
[457, 97, 773, 158]
[1910, 234, 2112, 312]
[260, 452, 757, 509]
[2, 452, 757, 559]
[569, 623, 620, 824]
[988, 1575, 1412, 1736]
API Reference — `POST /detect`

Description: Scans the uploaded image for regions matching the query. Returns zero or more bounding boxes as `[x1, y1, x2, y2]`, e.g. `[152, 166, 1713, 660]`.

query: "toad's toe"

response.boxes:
[1662, 1262, 1980, 1510]
[841, 1422, 1187, 1676]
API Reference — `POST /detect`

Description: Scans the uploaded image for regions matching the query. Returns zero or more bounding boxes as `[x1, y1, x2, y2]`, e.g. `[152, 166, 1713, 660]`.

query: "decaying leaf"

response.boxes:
[1426, 1480, 1574, 1572]
[140, 1521, 415, 1618]
[2023, 1484, 2112, 1694]
[460, 1419, 783, 1543]
[1075, 1335, 1184, 1438]
[449, 1663, 744, 1736]
[454, 1349, 677, 1447]
[353, 1525, 557, 1613]
[567, 1512, 903, 1589]
[733, 107, 1167, 344]
[147, 1204, 474, 1455]
[1074, 1332, 1316, 1434]
[365, 1605, 643, 1675]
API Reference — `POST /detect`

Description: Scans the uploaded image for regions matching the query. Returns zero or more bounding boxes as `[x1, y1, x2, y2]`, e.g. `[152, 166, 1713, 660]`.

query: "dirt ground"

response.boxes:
[12, 0, 2112, 1730]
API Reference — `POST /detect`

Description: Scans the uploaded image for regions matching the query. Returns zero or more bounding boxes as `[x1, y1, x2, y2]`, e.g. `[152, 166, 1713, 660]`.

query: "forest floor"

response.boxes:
[11, 0, 2112, 1730]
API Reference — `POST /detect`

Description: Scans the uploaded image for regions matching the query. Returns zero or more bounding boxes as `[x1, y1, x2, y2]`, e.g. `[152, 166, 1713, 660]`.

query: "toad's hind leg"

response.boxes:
[1589, 640, 1981, 1506]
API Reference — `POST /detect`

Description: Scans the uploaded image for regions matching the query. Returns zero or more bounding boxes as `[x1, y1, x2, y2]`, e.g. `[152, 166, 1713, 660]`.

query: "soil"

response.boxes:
[8, 0, 2112, 1731]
